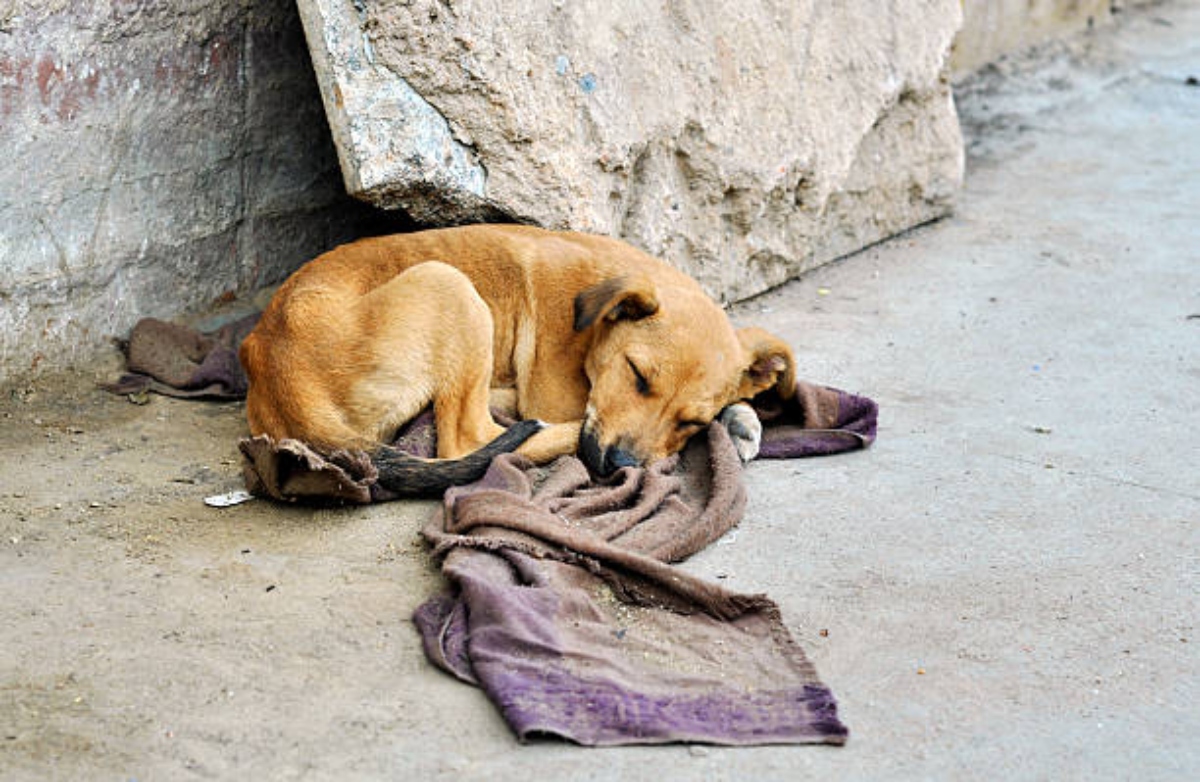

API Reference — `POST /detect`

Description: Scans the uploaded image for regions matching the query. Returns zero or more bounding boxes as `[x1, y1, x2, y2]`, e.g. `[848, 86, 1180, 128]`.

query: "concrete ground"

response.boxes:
[2, 3, 1197, 780]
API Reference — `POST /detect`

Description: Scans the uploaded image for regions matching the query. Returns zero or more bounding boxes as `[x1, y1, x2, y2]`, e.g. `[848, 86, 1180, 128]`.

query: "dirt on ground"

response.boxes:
[0, 373, 450, 778]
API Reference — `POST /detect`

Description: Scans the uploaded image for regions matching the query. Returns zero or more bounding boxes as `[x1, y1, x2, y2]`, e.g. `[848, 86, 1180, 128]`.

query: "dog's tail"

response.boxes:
[371, 419, 544, 496]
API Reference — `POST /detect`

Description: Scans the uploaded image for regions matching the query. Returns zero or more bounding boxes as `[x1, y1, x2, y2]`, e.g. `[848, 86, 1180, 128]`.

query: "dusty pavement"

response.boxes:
[2, 3, 1198, 780]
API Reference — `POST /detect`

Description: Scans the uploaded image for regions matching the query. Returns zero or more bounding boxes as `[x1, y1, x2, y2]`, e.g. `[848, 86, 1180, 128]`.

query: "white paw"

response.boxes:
[718, 402, 762, 463]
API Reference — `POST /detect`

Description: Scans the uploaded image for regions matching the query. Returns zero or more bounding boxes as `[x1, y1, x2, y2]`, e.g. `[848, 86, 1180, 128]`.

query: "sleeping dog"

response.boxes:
[239, 225, 794, 494]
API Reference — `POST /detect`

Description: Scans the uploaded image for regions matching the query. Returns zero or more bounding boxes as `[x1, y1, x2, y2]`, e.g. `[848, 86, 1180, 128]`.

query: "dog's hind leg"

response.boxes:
[431, 339, 510, 461]
[422, 269, 513, 459]
[348, 261, 541, 495]
[353, 261, 509, 458]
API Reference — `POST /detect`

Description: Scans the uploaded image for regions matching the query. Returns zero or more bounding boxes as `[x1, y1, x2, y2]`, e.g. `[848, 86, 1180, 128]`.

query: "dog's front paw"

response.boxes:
[718, 402, 762, 463]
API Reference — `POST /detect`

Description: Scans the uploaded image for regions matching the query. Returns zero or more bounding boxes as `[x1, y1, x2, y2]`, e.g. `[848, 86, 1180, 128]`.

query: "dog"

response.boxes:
[239, 224, 795, 494]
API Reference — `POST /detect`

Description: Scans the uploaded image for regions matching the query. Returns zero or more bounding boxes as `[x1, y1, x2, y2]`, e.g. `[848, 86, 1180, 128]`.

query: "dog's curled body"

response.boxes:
[241, 258, 544, 494]
[240, 225, 796, 489]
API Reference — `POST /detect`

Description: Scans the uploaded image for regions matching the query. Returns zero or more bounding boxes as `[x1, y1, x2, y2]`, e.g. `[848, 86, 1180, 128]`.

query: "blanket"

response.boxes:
[239, 381, 875, 746]
[414, 424, 849, 745]
[102, 314, 260, 399]
[109, 314, 876, 745]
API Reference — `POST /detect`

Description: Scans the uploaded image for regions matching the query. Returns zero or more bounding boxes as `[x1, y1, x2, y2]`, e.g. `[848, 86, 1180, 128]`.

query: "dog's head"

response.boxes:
[574, 275, 795, 476]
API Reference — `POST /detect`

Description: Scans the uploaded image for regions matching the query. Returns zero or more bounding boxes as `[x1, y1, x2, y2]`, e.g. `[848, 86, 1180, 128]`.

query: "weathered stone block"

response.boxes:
[300, 0, 965, 301]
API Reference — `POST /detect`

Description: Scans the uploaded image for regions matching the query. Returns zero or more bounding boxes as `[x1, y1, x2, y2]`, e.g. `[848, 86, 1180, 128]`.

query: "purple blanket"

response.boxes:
[412, 381, 873, 746]
[103, 314, 259, 399]
[109, 313, 876, 746]
[238, 380, 874, 745]
[414, 428, 845, 744]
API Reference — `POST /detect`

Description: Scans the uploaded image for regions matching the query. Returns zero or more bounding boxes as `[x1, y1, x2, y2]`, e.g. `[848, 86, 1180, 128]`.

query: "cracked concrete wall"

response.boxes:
[0, 0, 405, 384]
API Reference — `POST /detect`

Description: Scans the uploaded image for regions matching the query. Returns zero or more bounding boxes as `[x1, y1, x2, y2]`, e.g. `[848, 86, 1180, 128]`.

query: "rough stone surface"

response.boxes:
[296, 0, 505, 225]
[301, 0, 966, 301]
[0, 0, 405, 384]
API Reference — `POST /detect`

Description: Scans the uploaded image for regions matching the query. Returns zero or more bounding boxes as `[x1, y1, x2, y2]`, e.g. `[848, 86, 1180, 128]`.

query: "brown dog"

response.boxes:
[239, 224, 795, 494]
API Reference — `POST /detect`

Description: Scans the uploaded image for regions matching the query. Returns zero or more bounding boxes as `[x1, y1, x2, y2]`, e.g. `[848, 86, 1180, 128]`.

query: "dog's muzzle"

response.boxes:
[578, 424, 639, 477]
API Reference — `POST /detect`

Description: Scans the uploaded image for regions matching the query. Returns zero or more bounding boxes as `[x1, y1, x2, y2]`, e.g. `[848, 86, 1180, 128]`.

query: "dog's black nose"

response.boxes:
[601, 447, 639, 475]
[579, 427, 638, 477]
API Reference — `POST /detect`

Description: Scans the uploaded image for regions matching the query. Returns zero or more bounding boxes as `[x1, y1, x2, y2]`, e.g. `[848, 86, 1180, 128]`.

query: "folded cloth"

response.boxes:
[236, 380, 875, 746]
[753, 380, 878, 457]
[239, 410, 438, 505]
[102, 314, 259, 399]
[239, 436, 380, 505]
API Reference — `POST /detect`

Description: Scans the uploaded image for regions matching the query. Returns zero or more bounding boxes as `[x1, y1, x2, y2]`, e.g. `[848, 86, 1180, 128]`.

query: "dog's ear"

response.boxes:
[736, 327, 796, 399]
[573, 276, 660, 332]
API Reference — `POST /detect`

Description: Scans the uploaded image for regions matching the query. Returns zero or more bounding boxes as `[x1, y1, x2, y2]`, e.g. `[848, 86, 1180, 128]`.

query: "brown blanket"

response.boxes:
[414, 424, 849, 745]
[103, 314, 259, 399]
[238, 381, 874, 745]
[109, 313, 873, 745]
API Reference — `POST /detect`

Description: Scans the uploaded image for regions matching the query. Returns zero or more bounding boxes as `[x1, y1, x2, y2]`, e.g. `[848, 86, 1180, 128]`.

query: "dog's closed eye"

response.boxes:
[628, 358, 650, 396]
